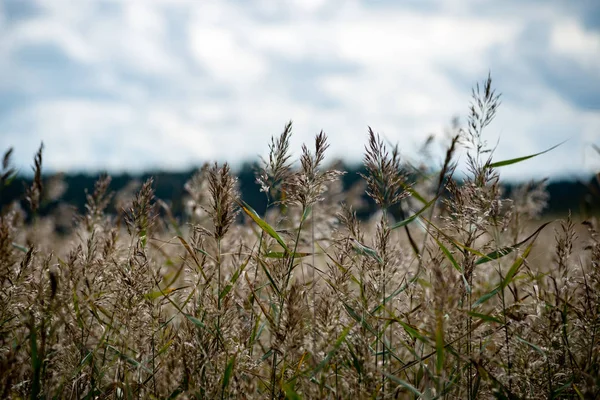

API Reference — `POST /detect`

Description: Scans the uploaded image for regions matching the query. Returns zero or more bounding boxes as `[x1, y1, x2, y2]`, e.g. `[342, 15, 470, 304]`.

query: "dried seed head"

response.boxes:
[123, 178, 157, 247]
[207, 162, 239, 239]
[83, 174, 113, 231]
[337, 203, 362, 243]
[256, 121, 293, 200]
[463, 73, 502, 187]
[1, 147, 16, 190]
[465, 72, 501, 153]
[26, 143, 44, 214]
[285, 131, 343, 208]
[360, 128, 410, 208]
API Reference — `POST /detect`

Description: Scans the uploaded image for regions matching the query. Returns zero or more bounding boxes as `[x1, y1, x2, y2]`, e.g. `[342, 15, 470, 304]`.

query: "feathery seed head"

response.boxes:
[285, 131, 343, 208]
[256, 121, 293, 200]
[207, 162, 239, 239]
[360, 128, 410, 208]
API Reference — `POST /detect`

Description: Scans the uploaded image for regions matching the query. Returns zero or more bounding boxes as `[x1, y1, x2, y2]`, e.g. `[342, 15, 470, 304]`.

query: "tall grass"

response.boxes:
[0, 75, 598, 399]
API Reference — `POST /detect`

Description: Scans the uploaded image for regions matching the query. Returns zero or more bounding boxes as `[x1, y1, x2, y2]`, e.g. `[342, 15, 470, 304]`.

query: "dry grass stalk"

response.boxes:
[0, 75, 598, 399]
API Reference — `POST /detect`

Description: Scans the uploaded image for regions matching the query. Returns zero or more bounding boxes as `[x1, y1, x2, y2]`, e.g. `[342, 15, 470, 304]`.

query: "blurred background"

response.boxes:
[0, 0, 599, 216]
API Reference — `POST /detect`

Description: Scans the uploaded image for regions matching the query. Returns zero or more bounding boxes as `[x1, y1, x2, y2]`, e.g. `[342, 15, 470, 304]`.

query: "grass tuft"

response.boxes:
[0, 74, 598, 399]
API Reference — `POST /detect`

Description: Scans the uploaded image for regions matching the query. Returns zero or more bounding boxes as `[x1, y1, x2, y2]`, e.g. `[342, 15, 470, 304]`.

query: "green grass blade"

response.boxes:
[395, 318, 429, 344]
[156, 339, 174, 358]
[432, 235, 462, 273]
[165, 258, 188, 288]
[144, 286, 187, 301]
[572, 383, 585, 399]
[390, 196, 437, 230]
[515, 335, 546, 359]
[219, 254, 251, 300]
[405, 185, 428, 205]
[11, 242, 29, 253]
[473, 225, 542, 308]
[349, 238, 382, 264]
[177, 236, 208, 281]
[283, 383, 303, 400]
[221, 355, 236, 395]
[473, 286, 501, 308]
[301, 205, 311, 223]
[244, 273, 277, 327]
[0, 315, 16, 329]
[461, 273, 472, 294]
[487, 140, 566, 168]
[383, 372, 422, 397]
[184, 314, 216, 337]
[193, 246, 215, 262]
[261, 348, 274, 362]
[475, 222, 551, 265]
[257, 258, 281, 296]
[237, 199, 290, 253]
[342, 301, 376, 335]
[473, 373, 481, 399]
[500, 241, 534, 290]
[419, 215, 488, 259]
[467, 311, 503, 324]
[312, 324, 352, 376]
[476, 247, 514, 266]
[167, 387, 184, 400]
[72, 290, 84, 329]
[106, 345, 153, 374]
[265, 251, 311, 259]
[346, 343, 364, 378]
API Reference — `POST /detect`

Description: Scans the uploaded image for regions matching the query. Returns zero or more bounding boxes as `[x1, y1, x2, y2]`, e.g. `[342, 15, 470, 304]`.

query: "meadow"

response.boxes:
[0, 75, 598, 399]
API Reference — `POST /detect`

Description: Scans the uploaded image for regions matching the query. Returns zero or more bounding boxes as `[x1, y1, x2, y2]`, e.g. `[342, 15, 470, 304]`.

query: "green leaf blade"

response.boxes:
[500, 241, 534, 290]
[475, 222, 551, 265]
[390, 196, 437, 230]
[237, 199, 290, 253]
[384, 373, 423, 397]
[488, 140, 566, 168]
[221, 355, 236, 394]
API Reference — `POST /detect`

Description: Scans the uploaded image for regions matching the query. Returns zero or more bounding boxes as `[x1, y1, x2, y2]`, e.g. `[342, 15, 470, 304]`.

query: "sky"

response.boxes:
[0, 0, 599, 182]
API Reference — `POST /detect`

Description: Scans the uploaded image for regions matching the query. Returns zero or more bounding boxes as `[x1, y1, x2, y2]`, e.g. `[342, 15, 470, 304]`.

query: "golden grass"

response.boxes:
[0, 75, 598, 399]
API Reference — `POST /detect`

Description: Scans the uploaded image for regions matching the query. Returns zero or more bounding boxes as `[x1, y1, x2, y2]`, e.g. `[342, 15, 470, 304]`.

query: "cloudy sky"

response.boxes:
[0, 0, 599, 181]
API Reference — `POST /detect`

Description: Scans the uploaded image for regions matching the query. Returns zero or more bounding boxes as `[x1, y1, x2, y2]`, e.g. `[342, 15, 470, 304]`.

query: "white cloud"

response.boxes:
[8, 19, 96, 64]
[189, 25, 267, 82]
[0, 0, 598, 182]
[551, 19, 600, 70]
[0, 99, 216, 173]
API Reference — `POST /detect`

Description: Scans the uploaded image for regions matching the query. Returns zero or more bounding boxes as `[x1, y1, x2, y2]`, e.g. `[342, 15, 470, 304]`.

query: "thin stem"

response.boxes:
[381, 208, 388, 397]
[311, 205, 317, 357]
[271, 352, 278, 400]
[248, 197, 273, 355]
[217, 237, 222, 349]
[282, 208, 307, 296]
[499, 265, 512, 391]
[272, 206, 307, 400]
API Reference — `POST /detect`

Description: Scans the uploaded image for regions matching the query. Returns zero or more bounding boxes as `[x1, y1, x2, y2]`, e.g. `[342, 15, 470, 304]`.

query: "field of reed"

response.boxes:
[0, 75, 598, 399]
